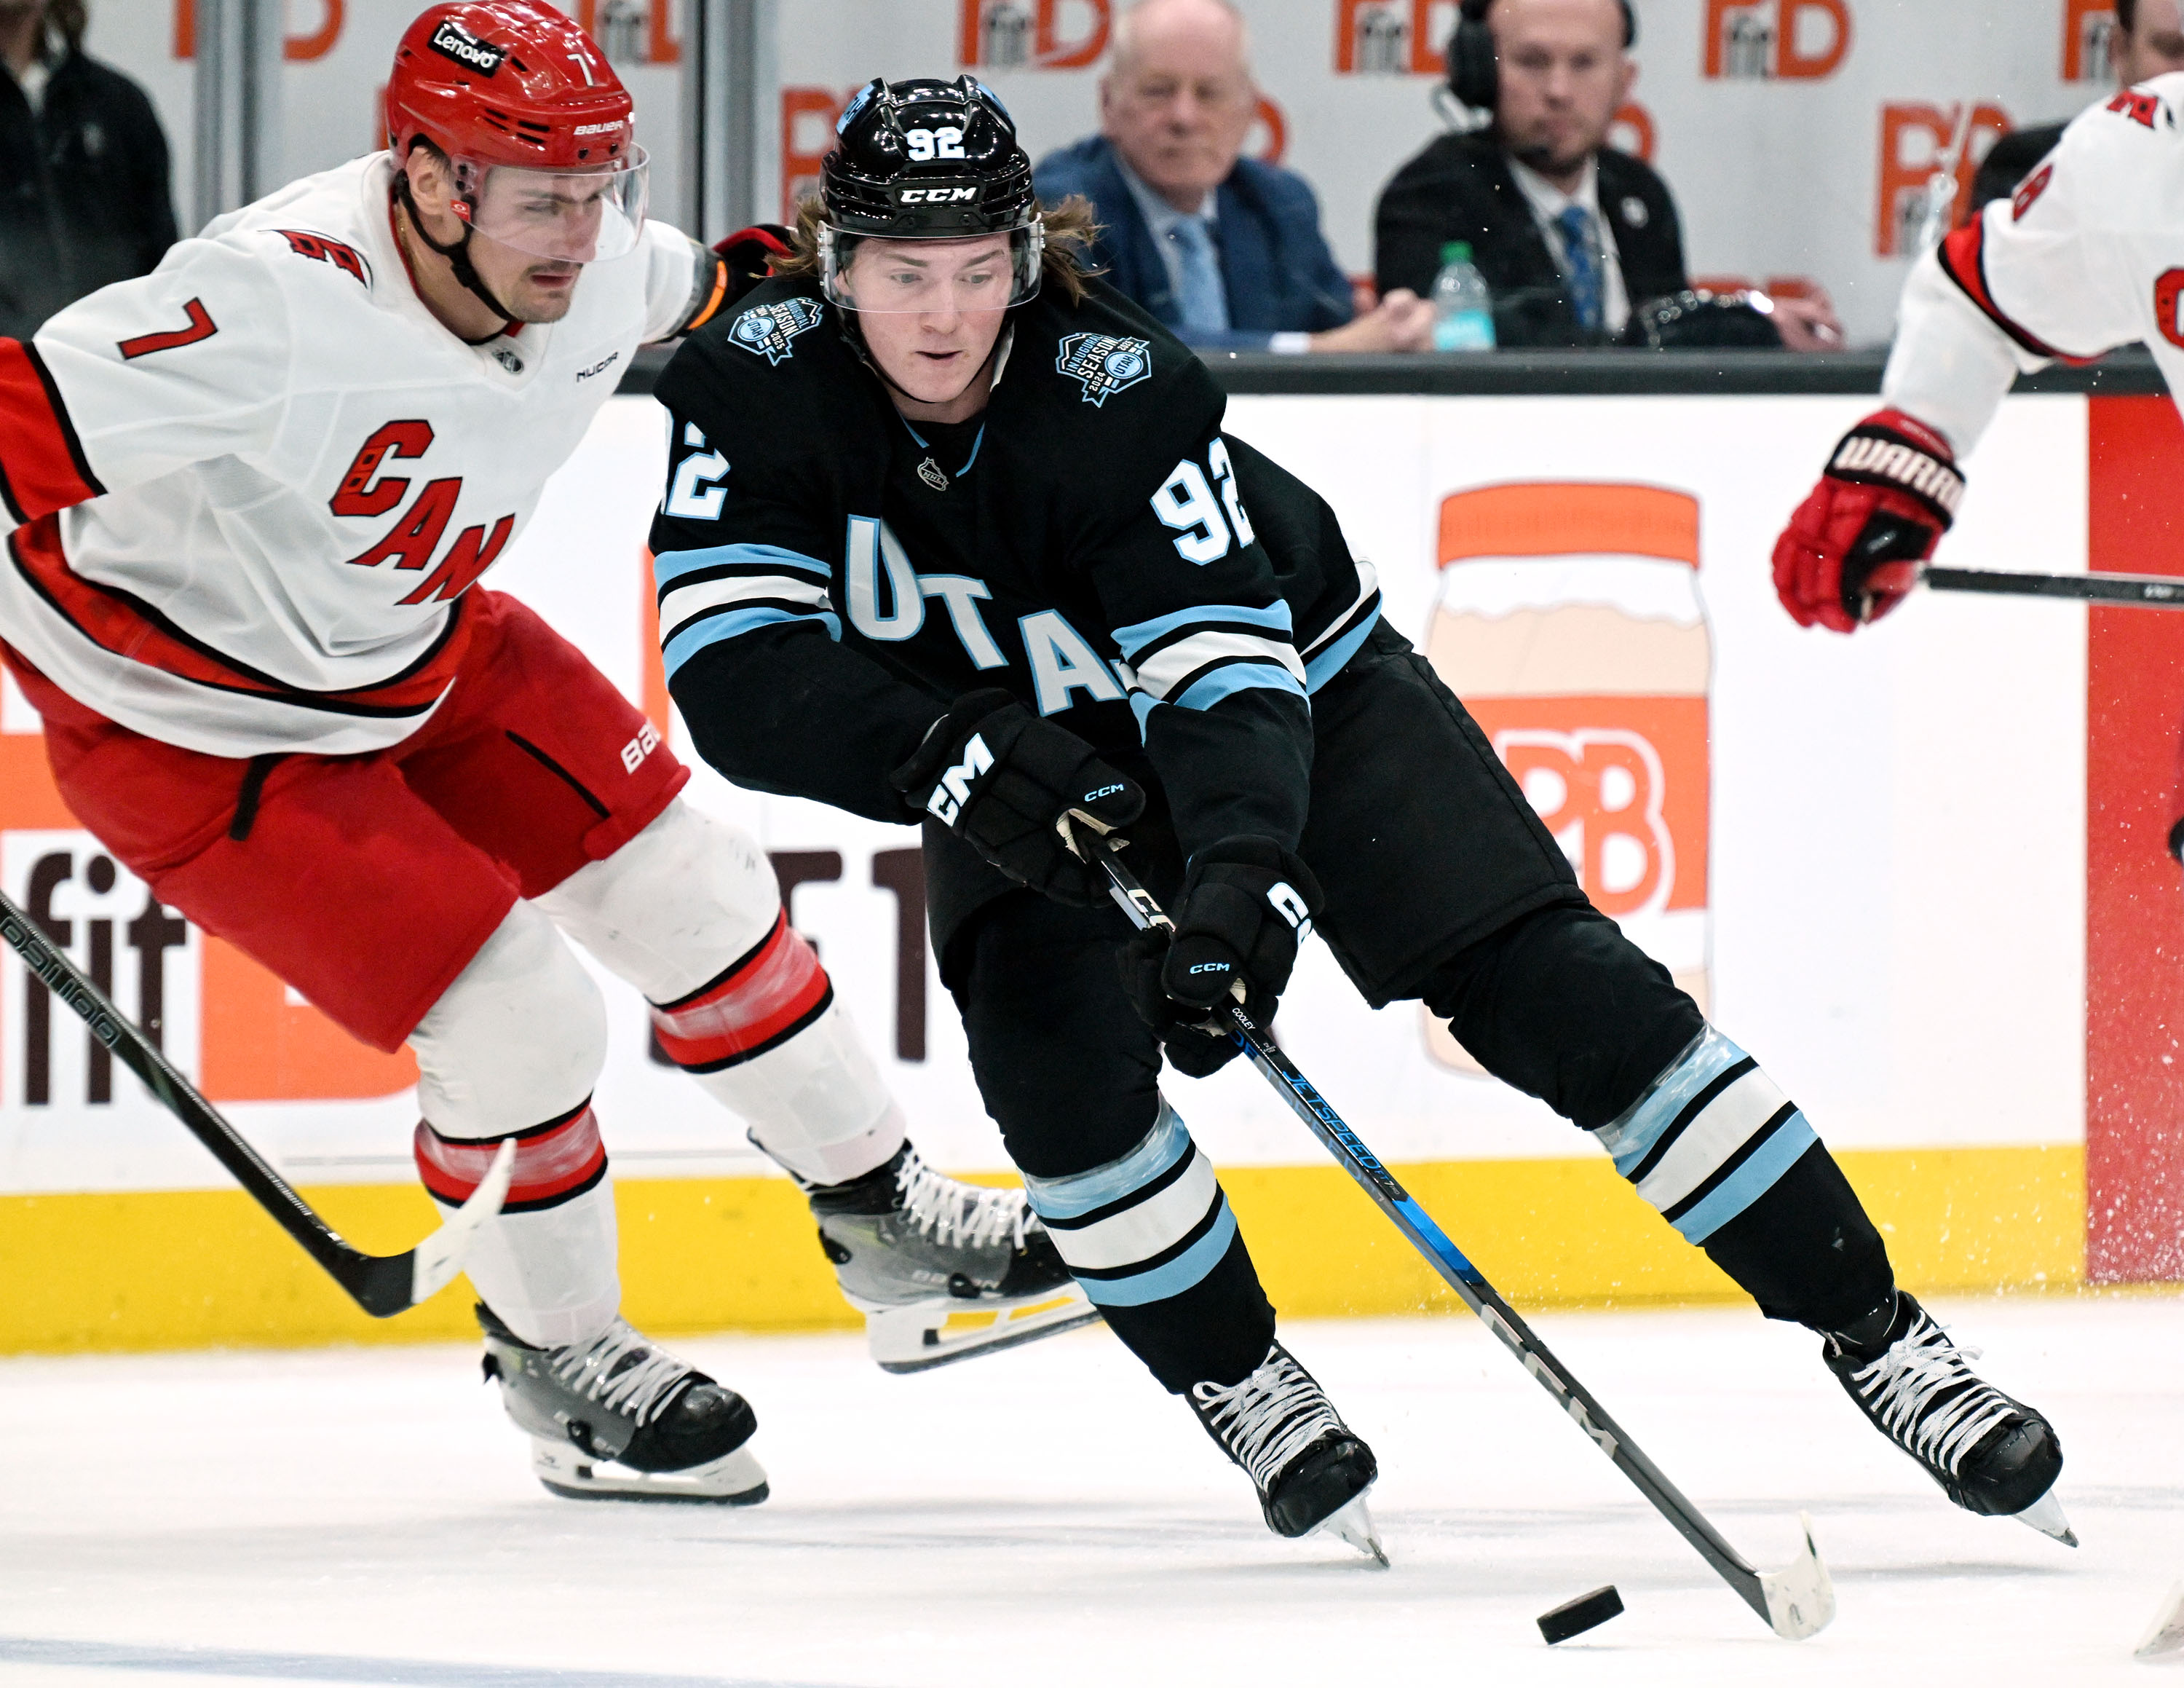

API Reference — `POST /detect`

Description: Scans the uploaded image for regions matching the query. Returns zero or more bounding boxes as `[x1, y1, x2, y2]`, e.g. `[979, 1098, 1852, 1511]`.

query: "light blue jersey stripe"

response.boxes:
[1303, 606, 1381, 693]
[1076, 1202, 1238, 1307]
[1172, 661, 1308, 712]
[654, 543, 831, 590]
[1022, 1102, 1190, 1222]
[1594, 1026, 1751, 1178]
[1112, 601, 1294, 660]
[1671, 1112, 1818, 1244]
[662, 605, 842, 679]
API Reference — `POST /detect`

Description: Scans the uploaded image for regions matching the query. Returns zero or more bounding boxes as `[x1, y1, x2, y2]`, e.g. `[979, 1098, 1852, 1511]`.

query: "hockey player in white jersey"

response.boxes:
[1764, 81, 2184, 1529]
[0, 0, 1086, 1504]
[1774, 76, 2184, 634]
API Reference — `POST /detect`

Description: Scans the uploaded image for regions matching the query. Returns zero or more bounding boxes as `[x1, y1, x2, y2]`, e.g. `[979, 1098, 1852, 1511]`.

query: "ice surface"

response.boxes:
[2, 1296, 2180, 1687]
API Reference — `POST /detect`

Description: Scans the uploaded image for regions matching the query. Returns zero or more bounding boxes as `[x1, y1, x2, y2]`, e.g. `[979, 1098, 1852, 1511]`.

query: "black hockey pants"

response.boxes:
[948, 627, 1894, 1393]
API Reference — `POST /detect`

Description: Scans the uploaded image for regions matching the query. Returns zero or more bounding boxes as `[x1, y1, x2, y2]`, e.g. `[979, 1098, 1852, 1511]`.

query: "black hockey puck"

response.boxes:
[1537, 1585, 1623, 1644]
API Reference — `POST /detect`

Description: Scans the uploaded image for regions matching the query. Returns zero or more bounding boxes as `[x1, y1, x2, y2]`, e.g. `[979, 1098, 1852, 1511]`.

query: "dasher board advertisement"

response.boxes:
[0, 387, 2092, 1198]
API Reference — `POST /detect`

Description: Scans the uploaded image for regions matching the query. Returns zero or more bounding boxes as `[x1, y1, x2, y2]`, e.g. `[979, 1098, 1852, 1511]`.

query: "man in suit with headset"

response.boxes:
[1374, 0, 1843, 350]
[1035, 0, 1435, 352]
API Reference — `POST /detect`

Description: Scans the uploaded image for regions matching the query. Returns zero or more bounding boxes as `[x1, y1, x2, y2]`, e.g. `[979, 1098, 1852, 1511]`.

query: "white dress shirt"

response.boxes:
[1507, 153, 1632, 335]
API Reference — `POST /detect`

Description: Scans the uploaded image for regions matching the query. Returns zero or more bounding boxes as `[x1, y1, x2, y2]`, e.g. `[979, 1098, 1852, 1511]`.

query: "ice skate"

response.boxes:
[477, 1304, 767, 1504]
[1822, 1290, 2071, 1544]
[1187, 1341, 1387, 1566]
[808, 1144, 1098, 1373]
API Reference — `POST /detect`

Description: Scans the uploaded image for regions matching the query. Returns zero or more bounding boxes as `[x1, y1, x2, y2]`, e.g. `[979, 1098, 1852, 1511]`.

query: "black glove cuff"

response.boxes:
[1825, 420, 1965, 531]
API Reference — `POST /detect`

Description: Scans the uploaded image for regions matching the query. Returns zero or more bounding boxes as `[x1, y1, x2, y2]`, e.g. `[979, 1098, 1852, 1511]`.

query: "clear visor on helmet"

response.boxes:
[458, 148, 649, 264]
[821, 224, 1042, 313]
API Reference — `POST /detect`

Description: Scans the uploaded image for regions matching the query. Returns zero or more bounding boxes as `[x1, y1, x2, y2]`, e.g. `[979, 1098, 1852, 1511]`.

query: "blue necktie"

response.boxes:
[1556, 205, 1603, 332]
[1170, 214, 1229, 335]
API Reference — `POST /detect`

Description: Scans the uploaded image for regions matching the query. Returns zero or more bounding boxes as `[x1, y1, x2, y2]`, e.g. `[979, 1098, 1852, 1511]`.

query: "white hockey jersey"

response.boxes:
[1886, 72, 2184, 457]
[0, 151, 719, 757]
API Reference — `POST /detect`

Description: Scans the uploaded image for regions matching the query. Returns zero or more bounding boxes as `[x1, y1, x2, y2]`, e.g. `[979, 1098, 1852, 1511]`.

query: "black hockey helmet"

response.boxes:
[818, 76, 1043, 312]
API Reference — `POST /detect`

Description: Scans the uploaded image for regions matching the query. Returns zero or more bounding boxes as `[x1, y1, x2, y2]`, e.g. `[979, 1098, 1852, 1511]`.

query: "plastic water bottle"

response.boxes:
[1431, 241, 1495, 352]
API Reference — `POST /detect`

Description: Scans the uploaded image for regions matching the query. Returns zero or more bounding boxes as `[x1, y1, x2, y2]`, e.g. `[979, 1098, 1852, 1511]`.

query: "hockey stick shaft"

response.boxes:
[0, 887, 510, 1317]
[1091, 843, 1774, 1628]
[1923, 566, 2184, 607]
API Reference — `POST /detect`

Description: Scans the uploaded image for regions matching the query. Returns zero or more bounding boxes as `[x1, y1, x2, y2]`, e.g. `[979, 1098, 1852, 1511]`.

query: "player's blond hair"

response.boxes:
[772, 194, 1103, 306]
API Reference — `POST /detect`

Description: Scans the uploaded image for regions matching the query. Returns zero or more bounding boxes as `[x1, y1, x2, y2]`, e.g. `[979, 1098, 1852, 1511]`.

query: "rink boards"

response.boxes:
[1, 386, 2168, 1352]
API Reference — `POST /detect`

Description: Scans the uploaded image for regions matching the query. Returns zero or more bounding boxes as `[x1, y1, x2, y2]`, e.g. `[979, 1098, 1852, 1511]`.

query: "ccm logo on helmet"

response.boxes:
[897, 186, 979, 205]
[925, 733, 994, 826]
[428, 19, 507, 76]
[1267, 881, 1312, 939]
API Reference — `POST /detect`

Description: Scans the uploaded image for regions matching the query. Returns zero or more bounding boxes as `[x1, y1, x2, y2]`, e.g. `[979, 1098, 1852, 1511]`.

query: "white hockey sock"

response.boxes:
[535, 801, 906, 1188]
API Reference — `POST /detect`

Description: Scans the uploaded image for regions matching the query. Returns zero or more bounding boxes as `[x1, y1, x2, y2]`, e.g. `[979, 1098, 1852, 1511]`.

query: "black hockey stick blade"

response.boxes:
[1080, 829, 1833, 1640]
[1923, 565, 2184, 608]
[0, 887, 515, 1316]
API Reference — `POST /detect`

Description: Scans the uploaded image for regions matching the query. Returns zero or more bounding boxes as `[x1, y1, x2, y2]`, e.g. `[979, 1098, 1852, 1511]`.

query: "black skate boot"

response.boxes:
[1822, 1290, 2071, 1544]
[807, 1144, 1097, 1372]
[477, 1304, 767, 1504]
[1187, 1341, 1386, 1564]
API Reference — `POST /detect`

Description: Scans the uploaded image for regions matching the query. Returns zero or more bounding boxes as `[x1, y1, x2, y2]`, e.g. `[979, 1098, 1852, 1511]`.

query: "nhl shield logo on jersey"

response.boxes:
[1054, 333, 1152, 407]
[728, 298, 826, 366]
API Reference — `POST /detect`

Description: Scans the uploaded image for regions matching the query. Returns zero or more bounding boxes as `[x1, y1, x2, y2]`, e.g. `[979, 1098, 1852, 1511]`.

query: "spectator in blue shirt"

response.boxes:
[1034, 0, 1433, 353]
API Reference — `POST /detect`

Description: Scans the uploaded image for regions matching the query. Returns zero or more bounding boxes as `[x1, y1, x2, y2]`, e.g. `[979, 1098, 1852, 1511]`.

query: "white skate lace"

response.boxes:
[549, 1320, 696, 1428]
[895, 1149, 1032, 1252]
[1191, 1347, 1344, 1493]
[1846, 1311, 2017, 1477]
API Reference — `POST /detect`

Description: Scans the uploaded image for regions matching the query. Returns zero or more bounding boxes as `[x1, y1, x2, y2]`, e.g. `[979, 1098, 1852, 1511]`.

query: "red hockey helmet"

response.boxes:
[387, 1, 646, 264]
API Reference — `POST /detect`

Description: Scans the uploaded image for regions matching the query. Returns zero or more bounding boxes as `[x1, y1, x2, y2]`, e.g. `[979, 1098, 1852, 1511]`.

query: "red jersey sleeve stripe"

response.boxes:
[1937, 221, 2100, 368]
[0, 339, 105, 525]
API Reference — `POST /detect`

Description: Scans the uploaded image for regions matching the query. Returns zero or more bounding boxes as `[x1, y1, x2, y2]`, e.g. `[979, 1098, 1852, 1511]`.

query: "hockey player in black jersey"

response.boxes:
[649, 76, 2072, 1555]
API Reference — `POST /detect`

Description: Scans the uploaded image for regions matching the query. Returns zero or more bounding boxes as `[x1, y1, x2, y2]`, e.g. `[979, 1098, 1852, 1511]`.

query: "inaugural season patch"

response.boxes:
[728, 298, 826, 366]
[1055, 333, 1152, 407]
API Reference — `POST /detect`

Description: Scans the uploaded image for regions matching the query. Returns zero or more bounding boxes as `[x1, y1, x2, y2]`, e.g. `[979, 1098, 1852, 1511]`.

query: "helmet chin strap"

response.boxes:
[393, 170, 520, 331]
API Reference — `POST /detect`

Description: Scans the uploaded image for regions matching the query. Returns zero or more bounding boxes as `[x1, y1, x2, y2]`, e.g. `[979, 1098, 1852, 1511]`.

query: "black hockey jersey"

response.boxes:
[648, 273, 1382, 868]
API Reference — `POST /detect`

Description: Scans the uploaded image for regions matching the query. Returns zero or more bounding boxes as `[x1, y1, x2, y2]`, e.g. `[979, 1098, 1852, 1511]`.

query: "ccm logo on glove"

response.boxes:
[924, 733, 994, 826]
[1267, 880, 1312, 936]
[890, 687, 1144, 907]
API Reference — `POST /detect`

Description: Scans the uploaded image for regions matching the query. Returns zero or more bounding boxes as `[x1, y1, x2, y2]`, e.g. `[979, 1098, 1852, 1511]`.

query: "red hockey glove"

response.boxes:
[711, 224, 795, 309]
[1122, 837, 1321, 1078]
[1773, 409, 1965, 634]
[891, 688, 1145, 906]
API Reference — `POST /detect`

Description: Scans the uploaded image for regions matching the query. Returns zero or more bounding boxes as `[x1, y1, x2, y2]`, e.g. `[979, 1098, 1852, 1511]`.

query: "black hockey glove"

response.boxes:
[891, 687, 1145, 906]
[1123, 836, 1322, 1078]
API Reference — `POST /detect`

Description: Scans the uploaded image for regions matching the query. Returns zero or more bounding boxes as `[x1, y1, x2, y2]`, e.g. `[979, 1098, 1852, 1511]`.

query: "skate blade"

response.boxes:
[867, 1288, 1101, 1373]
[2011, 1485, 2078, 1547]
[1317, 1494, 1389, 1568]
[2135, 1577, 2184, 1657]
[1758, 1510, 1835, 1640]
[531, 1439, 768, 1505]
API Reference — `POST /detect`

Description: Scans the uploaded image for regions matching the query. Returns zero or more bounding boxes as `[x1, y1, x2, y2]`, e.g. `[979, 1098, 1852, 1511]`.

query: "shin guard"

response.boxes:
[649, 911, 904, 1186]
[1594, 1025, 1817, 1246]
[415, 1103, 619, 1350]
[1022, 1100, 1274, 1391]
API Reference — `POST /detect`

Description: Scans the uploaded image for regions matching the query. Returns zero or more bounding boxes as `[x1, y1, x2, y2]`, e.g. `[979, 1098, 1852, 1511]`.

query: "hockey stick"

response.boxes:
[1083, 834, 1833, 1641]
[1923, 566, 2184, 608]
[0, 887, 513, 1317]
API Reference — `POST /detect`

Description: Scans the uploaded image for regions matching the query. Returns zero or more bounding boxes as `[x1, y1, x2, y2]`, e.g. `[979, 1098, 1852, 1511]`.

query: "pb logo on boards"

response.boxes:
[1873, 102, 2012, 257]
[1701, 0, 1851, 80]
[958, 0, 1110, 70]
[1424, 484, 1711, 1074]
[1332, 0, 1457, 75]
[2062, 0, 2119, 82]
